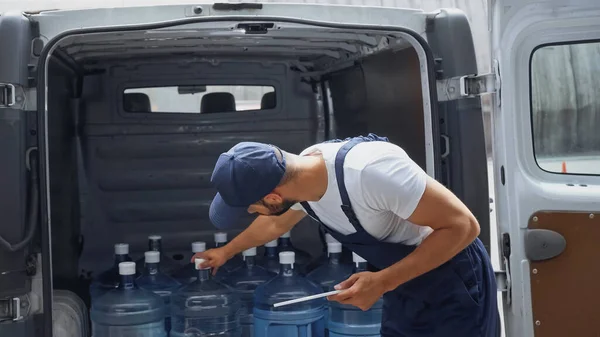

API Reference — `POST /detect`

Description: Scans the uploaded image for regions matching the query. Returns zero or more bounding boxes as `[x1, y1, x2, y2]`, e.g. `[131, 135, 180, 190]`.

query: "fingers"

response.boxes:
[190, 251, 206, 263]
[334, 273, 360, 290]
[328, 282, 358, 302]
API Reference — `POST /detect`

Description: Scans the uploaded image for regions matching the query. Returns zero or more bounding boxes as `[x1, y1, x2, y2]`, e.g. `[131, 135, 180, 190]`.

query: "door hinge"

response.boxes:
[495, 232, 512, 306]
[436, 73, 498, 102]
[0, 83, 16, 108]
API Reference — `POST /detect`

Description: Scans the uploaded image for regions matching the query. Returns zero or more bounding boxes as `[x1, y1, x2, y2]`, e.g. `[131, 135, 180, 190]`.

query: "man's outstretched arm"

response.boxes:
[195, 209, 306, 272]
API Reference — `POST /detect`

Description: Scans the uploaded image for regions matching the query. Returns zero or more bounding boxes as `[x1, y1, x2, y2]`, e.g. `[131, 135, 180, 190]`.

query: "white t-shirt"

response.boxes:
[291, 141, 433, 245]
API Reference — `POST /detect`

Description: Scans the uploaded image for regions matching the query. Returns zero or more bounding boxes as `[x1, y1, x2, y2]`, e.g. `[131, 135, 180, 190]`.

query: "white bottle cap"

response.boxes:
[243, 247, 257, 257]
[352, 252, 367, 264]
[280, 231, 291, 238]
[148, 235, 162, 241]
[325, 234, 338, 244]
[192, 241, 206, 253]
[144, 251, 160, 264]
[327, 242, 342, 254]
[114, 243, 129, 255]
[265, 239, 278, 248]
[214, 232, 227, 243]
[194, 258, 210, 270]
[279, 251, 295, 265]
[118, 262, 136, 275]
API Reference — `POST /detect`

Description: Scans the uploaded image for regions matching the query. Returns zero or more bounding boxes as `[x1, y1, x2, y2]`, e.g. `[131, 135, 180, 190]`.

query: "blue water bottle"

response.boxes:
[259, 239, 280, 275]
[254, 251, 326, 337]
[327, 252, 383, 337]
[89, 243, 133, 301]
[224, 247, 276, 337]
[91, 261, 167, 337]
[137, 251, 181, 333]
[172, 241, 207, 285]
[170, 258, 242, 337]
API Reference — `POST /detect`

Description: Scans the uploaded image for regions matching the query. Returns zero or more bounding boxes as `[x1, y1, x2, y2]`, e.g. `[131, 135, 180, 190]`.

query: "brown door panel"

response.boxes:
[529, 211, 600, 336]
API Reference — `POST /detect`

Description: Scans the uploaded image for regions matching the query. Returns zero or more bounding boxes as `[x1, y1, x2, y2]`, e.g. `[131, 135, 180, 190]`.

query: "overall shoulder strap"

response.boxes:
[300, 201, 321, 223]
[303, 133, 390, 230]
[334, 138, 368, 231]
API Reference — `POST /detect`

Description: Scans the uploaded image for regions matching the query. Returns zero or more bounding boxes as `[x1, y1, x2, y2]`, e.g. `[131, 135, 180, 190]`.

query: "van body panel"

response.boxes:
[490, 0, 600, 336]
[32, 3, 426, 44]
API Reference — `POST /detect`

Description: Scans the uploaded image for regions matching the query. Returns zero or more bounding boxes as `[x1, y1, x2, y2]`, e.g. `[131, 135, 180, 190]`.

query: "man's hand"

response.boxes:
[191, 247, 232, 275]
[327, 272, 387, 311]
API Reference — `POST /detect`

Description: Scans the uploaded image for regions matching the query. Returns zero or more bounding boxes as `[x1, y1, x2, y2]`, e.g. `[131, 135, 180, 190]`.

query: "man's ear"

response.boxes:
[263, 193, 283, 204]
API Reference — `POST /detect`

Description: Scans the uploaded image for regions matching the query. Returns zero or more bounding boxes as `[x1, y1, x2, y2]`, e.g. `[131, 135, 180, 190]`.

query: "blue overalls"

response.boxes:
[300, 134, 500, 337]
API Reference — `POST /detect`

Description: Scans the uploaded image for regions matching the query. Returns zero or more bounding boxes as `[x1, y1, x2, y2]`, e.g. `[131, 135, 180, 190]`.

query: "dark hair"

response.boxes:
[277, 150, 297, 186]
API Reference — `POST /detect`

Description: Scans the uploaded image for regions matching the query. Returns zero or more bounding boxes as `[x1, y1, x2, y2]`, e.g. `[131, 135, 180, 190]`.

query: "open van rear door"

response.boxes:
[489, 0, 600, 336]
[0, 11, 39, 335]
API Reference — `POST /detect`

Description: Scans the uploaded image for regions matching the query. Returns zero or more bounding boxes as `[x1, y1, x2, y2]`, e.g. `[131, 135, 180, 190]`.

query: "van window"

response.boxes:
[530, 41, 600, 175]
[123, 85, 276, 114]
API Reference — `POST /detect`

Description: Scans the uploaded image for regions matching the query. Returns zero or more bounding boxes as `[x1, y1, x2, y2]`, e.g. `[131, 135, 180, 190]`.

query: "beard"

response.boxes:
[265, 199, 297, 216]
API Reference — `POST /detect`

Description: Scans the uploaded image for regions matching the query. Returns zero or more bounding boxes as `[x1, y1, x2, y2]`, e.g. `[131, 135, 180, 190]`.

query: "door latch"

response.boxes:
[0, 83, 16, 107]
[0, 297, 24, 321]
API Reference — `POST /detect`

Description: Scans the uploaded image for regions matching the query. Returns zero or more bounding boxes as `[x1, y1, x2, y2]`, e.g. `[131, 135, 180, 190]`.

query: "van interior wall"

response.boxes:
[70, 60, 323, 285]
[45, 43, 428, 304]
[46, 57, 83, 291]
[327, 47, 427, 169]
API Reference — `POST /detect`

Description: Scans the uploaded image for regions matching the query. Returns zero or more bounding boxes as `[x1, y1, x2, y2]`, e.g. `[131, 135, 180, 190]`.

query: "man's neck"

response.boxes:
[286, 154, 328, 202]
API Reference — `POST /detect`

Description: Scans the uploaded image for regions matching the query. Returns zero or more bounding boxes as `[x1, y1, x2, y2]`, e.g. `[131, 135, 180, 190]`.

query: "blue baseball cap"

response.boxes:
[209, 142, 286, 229]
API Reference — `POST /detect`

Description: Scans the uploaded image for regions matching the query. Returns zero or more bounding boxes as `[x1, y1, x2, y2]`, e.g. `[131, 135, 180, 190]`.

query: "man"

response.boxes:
[196, 133, 500, 337]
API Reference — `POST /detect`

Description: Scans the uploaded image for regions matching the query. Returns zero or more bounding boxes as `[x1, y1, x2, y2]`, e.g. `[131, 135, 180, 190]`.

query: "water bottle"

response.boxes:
[278, 231, 313, 275]
[135, 235, 181, 276]
[254, 252, 326, 337]
[323, 234, 353, 265]
[90, 243, 133, 301]
[170, 258, 242, 337]
[327, 253, 383, 337]
[307, 242, 354, 291]
[172, 241, 207, 285]
[224, 247, 276, 337]
[258, 240, 280, 275]
[91, 262, 167, 337]
[137, 251, 182, 333]
[213, 232, 244, 279]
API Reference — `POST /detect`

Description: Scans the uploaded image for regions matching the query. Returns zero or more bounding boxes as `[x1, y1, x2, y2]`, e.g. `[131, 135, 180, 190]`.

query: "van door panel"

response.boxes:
[490, 1, 600, 336]
[528, 211, 600, 336]
[425, 9, 491, 253]
[0, 13, 35, 298]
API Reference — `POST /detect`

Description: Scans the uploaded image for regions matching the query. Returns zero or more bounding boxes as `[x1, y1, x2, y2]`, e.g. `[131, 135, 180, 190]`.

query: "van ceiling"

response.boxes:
[54, 23, 412, 73]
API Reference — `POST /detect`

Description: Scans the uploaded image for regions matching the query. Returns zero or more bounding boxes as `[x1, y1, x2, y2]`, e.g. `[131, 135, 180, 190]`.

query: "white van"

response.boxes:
[0, 1, 598, 336]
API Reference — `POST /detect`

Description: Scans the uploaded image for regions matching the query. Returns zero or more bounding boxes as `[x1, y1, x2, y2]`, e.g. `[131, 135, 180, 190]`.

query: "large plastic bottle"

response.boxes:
[91, 261, 167, 337]
[137, 251, 182, 333]
[323, 234, 353, 265]
[278, 231, 313, 275]
[214, 232, 244, 280]
[170, 258, 242, 337]
[172, 241, 207, 285]
[327, 253, 383, 337]
[254, 252, 326, 337]
[258, 239, 280, 275]
[135, 235, 181, 275]
[224, 247, 276, 337]
[90, 243, 133, 301]
[307, 242, 354, 292]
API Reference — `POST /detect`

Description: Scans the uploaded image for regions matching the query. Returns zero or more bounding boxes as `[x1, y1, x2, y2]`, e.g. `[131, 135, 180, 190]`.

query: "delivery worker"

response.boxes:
[196, 133, 500, 337]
